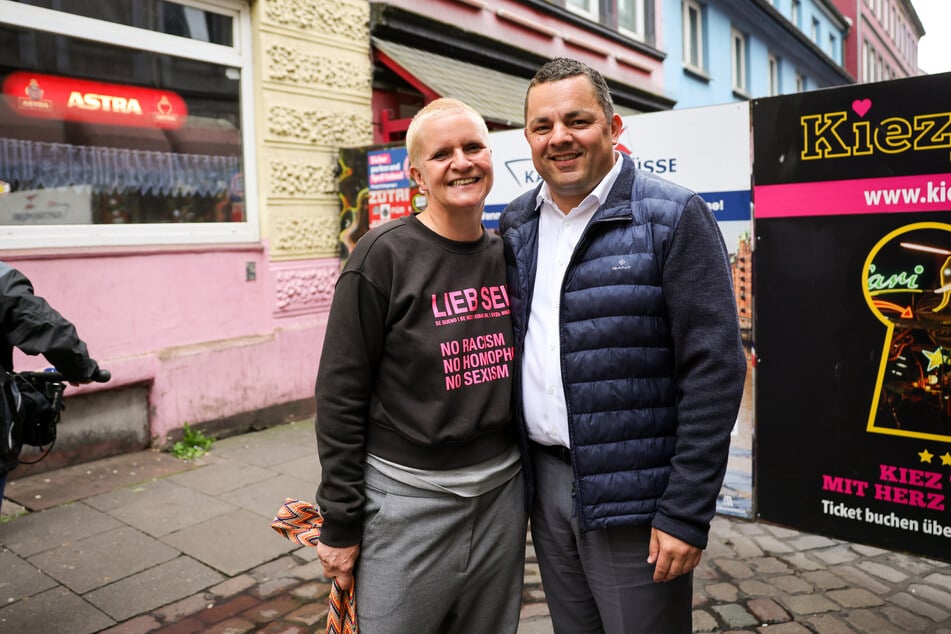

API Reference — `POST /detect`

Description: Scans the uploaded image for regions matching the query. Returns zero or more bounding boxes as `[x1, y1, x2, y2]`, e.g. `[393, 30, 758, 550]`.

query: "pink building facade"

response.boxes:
[830, 0, 924, 81]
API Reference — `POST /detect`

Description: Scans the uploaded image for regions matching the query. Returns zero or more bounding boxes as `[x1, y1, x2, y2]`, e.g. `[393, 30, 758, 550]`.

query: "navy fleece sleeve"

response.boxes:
[652, 196, 747, 549]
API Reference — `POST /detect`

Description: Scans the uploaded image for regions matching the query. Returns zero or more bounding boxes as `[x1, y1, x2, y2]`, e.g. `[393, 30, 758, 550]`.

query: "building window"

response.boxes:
[791, 0, 801, 29]
[683, 0, 705, 73]
[811, 17, 820, 43]
[0, 0, 256, 249]
[829, 33, 837, 61]
[561, 0, 649, 42]
[617, 0, 646, 40]
[795, 72, 806, 92]
[767, 53, 780, 96]
[566, 0, 599, 22]
[731, 28, 748, 94]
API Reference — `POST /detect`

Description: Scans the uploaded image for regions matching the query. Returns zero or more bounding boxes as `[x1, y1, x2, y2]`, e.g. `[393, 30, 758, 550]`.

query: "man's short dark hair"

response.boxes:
[525, 58, 615, 121]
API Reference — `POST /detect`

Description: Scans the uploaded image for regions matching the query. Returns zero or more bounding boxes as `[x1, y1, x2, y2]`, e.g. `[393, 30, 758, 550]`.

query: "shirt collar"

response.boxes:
[535, 150, 623, 215]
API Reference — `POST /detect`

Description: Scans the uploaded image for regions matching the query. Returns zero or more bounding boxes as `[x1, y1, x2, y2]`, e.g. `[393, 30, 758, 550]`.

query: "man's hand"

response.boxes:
[316, 542, 360, 590]
[647, 527, 702, 583]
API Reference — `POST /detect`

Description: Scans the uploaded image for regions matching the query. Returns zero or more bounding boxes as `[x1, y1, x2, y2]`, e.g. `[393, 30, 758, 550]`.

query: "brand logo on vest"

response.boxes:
[611, 258, 631, 271]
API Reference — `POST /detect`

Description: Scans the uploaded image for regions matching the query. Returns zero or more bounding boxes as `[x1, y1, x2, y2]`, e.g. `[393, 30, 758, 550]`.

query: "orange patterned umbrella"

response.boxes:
[271, 498, 358, 634]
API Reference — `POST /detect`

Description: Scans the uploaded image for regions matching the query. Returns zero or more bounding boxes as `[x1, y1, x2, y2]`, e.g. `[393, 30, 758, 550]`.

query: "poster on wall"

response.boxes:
[753, 72, 951, 560]
[487, 102, 755, 516]
[367, 147, 421, 229]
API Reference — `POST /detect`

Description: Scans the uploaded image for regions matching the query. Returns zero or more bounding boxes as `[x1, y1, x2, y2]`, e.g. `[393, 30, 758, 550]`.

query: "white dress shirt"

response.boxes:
[522, 153, 623, 447]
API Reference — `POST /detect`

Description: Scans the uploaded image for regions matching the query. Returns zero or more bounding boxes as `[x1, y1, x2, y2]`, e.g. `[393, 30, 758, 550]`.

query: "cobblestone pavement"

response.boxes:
[1, 420, 950, 633]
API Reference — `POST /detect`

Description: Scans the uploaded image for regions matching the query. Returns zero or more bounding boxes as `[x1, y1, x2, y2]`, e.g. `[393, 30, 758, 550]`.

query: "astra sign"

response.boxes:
[2, 72, 187, 129]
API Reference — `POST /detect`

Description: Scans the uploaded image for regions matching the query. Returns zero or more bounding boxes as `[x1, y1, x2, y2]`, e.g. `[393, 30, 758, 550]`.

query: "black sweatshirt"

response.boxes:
[314, 215, 517, 546]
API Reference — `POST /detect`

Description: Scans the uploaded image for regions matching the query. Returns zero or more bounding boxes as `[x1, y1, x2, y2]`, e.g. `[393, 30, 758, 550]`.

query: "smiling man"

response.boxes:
[500, 58, 747, 633]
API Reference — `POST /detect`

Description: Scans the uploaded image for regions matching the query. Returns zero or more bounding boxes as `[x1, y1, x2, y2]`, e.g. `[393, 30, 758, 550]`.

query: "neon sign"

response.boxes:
[2, 72, 187, 129]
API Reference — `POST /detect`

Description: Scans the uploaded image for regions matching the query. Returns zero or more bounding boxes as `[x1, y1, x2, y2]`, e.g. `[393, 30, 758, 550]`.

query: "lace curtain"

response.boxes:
[0, 137, 240, 197]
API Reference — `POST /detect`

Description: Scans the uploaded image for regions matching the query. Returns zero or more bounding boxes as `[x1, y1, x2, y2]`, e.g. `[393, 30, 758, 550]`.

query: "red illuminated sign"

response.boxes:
[2, 72, 187, 129]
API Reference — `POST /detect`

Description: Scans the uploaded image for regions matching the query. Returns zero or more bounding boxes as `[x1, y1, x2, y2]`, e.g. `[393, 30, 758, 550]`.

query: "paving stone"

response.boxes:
[220, 473, 316, 519]
[250, 555, 300, 583]
[746, 597, 790, 624]
[780, 593, 838, 615]
[761, 524, 803, 539]
[285, 600, 330, 626]
[203, 616, 256, 634]
[803, 614, 856, 634]
[692, 609, 719, 632]
[253, 576, 302, 599]
[284, 558, 324, 581]
[812, 546, 860, 565]
[754, 623, 811, 633]
[829, 564, 891, 594]
[827, 587, 885, 609]
[96, 479, 239, 538]
[99, 615, 161, 634]
[771, 575, 813, 594]
[150, 615, 206, 634]
[28, 525, 178, 594]
[857, 560, 909, 583]
[713, 603, 758, 628]
[524, 587, 547, 602]
[85, 555, 224, 621]
[907, 583, 951, 610]
[0, 586, 114, 634]
[735, 522, 766, 537]
[885, 551, 940, 577]
[167, 462, 277, 496]
[786, 534, 837, 551]
[241, 595, 300, 624]
[737, 579, 780, 597]
[888, 591, 951, 622]
[779, 552, 825, 572]
[0, 548, 58, 601]
[0, 501, 122, 557]
[851, 543, 889, 557]
[152, 593, 212, 623]
[289, 581, 331, 601]
[196, 594, 260, 625]
[751, 535, 795, 554]
[706, 582, 739, 602]
[209, 574, 257, 599]
[694, 562, 722, 580]
[162, 508, 296, 577]
[881, 605, 934, 631]
[714, 558, 754, 579]
[257, 623, 306, 634]
[725, 535, 764, 558]
[801, 570, 849, 590]
[924, 572, 951, 592]
[6, 450, 193, 510]
[748, 556, 791, 574]
[845, 608, 904, 634]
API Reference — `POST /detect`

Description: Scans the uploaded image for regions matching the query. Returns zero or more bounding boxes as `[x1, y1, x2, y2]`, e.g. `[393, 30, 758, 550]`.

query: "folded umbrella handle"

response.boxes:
[271, 498, 359, 633]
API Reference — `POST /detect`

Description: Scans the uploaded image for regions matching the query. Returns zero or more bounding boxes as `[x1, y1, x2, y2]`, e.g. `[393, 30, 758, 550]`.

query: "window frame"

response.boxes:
[730, 27, 748, 95]
[767, 53, 780, 96]
[565, 0, 599, 23]
[0, 0, 259, 250]
[616, 0, 646, 41]
[683, 0, 705, 74]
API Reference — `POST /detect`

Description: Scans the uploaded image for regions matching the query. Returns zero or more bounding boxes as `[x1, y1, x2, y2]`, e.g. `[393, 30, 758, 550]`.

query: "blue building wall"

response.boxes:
[662, 0, 852, 109]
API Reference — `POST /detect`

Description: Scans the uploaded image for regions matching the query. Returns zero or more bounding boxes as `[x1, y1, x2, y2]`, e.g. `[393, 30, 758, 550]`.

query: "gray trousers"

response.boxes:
[530, 446, 693, 634]
[354, 465, 527, 634]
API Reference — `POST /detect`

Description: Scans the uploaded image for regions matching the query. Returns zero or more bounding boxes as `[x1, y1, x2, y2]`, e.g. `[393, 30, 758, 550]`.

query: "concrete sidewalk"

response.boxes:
[1, 420, 950, 633]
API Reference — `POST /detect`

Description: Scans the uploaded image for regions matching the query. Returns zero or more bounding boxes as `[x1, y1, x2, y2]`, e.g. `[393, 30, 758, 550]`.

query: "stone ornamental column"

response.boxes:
[250, 0, 372, 315]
